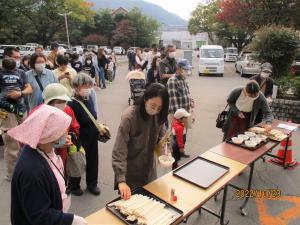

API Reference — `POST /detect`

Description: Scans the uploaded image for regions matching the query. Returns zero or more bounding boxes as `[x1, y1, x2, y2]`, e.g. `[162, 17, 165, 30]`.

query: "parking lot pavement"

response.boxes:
[0, 52, 300, 224]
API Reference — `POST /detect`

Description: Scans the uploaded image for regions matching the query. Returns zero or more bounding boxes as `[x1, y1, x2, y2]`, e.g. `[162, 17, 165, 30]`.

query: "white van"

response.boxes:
[224, 47, 238, 62]
[198, 45, 224, 77]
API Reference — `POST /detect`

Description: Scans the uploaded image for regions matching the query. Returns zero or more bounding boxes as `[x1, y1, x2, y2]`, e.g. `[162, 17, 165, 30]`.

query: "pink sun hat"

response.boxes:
[8, 104, 72, 149]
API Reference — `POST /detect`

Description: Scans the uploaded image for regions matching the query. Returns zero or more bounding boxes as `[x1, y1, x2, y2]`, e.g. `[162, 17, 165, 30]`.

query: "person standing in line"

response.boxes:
[250, 62, 274, 124]
[167, 59, 194, 158]
[159, 45, 177, 86]
[97, 48, 108, 89]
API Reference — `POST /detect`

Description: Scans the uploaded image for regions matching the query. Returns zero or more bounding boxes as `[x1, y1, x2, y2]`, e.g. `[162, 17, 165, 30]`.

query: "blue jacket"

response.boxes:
[11, 145, 74, 225]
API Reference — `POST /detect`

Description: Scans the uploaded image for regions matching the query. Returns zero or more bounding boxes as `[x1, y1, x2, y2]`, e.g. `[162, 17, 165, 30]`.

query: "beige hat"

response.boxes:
[174, 108, 191, 119]
[43, 83, 70, 104]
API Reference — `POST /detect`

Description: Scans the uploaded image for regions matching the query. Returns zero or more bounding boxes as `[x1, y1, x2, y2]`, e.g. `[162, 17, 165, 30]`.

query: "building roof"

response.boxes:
[111, 7, 129, 17]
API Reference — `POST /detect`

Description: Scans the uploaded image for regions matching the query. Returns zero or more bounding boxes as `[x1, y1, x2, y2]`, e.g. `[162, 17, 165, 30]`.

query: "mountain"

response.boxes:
[90, 0, 187, 27]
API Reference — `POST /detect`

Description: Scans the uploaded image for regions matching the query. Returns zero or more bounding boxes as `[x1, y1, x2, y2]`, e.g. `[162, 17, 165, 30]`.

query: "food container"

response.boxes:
[244, 140, 257, 148]
[244, 131, 256, 137]
[250, 137, 262, 144]
[159, 155, 175, 168]
[238, 134, 250, 141]
[257, 134, 268, 141]
[231, 137, 244, 145]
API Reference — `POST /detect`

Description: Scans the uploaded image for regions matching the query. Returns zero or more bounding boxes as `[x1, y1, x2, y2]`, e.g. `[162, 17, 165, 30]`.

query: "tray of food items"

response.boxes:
[249, 126, 288, 142]
[173, 156, 230, 189]
[106, 187, 183, 225]
[226, 131, 269, 151]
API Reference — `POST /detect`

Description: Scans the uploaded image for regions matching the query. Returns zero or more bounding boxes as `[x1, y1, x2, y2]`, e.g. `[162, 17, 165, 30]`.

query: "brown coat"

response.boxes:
[112, 105, 165, 190]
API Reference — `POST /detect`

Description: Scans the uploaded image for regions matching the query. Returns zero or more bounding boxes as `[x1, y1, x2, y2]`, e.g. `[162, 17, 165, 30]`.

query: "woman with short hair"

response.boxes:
[26, 53, 58, 111]
[222, 80, 273, 140]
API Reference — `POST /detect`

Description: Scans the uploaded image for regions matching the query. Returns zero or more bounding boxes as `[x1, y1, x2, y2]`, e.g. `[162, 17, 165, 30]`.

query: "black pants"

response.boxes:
[68, 132, 99, 190]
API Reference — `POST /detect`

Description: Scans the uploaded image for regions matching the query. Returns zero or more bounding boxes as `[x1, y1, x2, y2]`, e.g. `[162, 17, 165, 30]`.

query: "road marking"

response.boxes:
[256, 195, 300, 225]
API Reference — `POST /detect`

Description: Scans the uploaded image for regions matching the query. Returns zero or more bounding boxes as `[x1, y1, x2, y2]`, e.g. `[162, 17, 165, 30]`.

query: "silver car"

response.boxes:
[235, 53, 261, 77]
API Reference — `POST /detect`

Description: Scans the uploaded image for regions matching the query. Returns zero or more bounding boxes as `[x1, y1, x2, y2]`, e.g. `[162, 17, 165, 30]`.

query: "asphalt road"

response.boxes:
[0, 51, 300, 225]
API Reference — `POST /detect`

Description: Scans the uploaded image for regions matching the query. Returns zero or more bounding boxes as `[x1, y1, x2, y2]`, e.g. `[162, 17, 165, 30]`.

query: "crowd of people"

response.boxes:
[0, 42, 276, 224]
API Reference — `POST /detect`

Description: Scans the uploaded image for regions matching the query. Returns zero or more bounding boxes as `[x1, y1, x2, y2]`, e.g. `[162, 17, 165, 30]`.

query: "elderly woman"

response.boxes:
[9, 104, 87, 225]
[112, 83, 169, 200]
[26, 53, 58, 111]
[67, 73, 100, 196]
[222, 80, 273, 140]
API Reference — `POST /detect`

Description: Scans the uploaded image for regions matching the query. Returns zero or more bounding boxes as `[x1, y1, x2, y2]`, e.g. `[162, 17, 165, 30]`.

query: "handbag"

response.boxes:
[73, 98, 111, 143]
[216, 104, 229, 129]
[66, 147, 86, 177]
[154, 131, 171, 157]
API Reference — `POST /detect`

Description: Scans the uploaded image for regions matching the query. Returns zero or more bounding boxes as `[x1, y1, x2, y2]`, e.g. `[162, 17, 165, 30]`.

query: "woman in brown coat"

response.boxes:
[112, 83, 169, 200]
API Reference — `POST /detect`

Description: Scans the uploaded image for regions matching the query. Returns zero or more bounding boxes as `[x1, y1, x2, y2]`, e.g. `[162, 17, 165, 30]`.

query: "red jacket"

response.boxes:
[172, 119, 186, 149]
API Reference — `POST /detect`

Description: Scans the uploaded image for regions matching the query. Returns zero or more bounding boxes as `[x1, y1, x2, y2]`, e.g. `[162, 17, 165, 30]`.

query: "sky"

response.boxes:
[144, 0, 202, 21]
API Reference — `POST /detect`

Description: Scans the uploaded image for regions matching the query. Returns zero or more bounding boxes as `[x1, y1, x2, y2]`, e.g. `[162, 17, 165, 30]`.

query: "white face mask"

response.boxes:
[35, 63, 46, 72]
[145, 103, 160, 116]
[53, 103, 66, 111]
[15, 60, 21, 68]
[86, 60, 92, 64]
[168, 52, 176, 59]
[79, 88, 91, 97]
[261, 71, 270, 79]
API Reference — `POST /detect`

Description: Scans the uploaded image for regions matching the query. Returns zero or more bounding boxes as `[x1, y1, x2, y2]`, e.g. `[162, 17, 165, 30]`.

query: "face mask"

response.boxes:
[15, 60, 21, 68]
[168, 52, 176, 59]
[86, 60, 92, 64]
[145, 103, 160, 116]
[35, 63, 46, 72]
[261, 71, 270, 79]
[79, 88, 91, 97]
[53, 134, 67, 148]
[53, 103, 66, 111]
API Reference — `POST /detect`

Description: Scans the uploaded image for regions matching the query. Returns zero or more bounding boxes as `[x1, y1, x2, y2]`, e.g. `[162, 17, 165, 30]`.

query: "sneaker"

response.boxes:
[101, 86, 106, 89]
[87, 185, 101, 195]
[180, 152, 190, 158]
[70, 188, 84, 196]
[4, 175, 12, 182]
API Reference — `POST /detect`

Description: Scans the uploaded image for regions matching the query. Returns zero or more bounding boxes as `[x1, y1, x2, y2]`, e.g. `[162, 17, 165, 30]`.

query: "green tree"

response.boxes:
[188, 1, 220, 43]
[251, 26, 299, 78]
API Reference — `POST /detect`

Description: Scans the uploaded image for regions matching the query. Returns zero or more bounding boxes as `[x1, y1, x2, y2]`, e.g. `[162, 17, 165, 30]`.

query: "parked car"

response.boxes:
[128, 47, 137, 53]
[113, 46, 125, 55]
[87, 45, 98, 52]
[0, 45, 18, 58]
[100, 46, 112, 55]
[235, 52, 261, 77]
[291, 52, 300, 76]
[26, 43, 42, 47]
[224, 47, 238, 62]
[19, 45, 35, 57]
[198, 45, 224, 77]
[71, 46, 84, 55]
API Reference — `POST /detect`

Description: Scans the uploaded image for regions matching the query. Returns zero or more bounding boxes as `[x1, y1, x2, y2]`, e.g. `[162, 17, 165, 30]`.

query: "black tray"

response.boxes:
[226, 137, 269, 151]
[173, 156, 229, 189]
[106, 187, 183, 225]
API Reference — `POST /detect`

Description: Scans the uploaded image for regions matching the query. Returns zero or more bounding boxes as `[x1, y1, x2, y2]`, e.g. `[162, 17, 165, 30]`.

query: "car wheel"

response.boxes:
[198, 72, 202, 77]
[235, 65, 239, 73]
[241, 69, 245, 77]
[219, 73, 224, 77]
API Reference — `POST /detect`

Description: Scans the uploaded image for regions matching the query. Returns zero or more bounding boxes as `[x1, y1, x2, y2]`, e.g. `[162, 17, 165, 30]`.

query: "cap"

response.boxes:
[43, 83, 70, 104]
[174, 108, 191, 119]
[261, 62, 273, 73]
[177, 59, 192, 70]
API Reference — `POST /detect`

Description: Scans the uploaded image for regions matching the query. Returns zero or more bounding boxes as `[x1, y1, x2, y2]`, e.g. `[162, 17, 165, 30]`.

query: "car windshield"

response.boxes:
[201, 49, 224, 58]
[226, 48, 238, 54]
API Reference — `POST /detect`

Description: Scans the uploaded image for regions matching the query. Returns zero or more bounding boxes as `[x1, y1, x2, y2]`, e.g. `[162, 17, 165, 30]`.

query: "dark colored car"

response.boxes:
[291, 53, 300, 75]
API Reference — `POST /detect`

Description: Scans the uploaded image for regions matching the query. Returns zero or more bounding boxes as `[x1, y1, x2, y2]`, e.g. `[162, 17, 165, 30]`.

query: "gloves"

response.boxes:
[72, 215, 87, 225]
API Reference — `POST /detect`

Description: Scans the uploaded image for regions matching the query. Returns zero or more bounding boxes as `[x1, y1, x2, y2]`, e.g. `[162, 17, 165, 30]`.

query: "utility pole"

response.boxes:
[58, 11, 72, 49]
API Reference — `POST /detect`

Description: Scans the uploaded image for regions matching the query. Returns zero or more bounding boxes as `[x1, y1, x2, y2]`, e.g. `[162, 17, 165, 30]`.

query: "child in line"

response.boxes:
[71, 53, 83, 73]
[0, 58, 26, 117]
[171, 108, 191, 169]
[82, 57, 96, 82]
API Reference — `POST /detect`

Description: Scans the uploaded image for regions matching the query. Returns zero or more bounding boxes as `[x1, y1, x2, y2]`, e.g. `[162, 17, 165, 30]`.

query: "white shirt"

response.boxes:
[235, 90, 254, 112]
